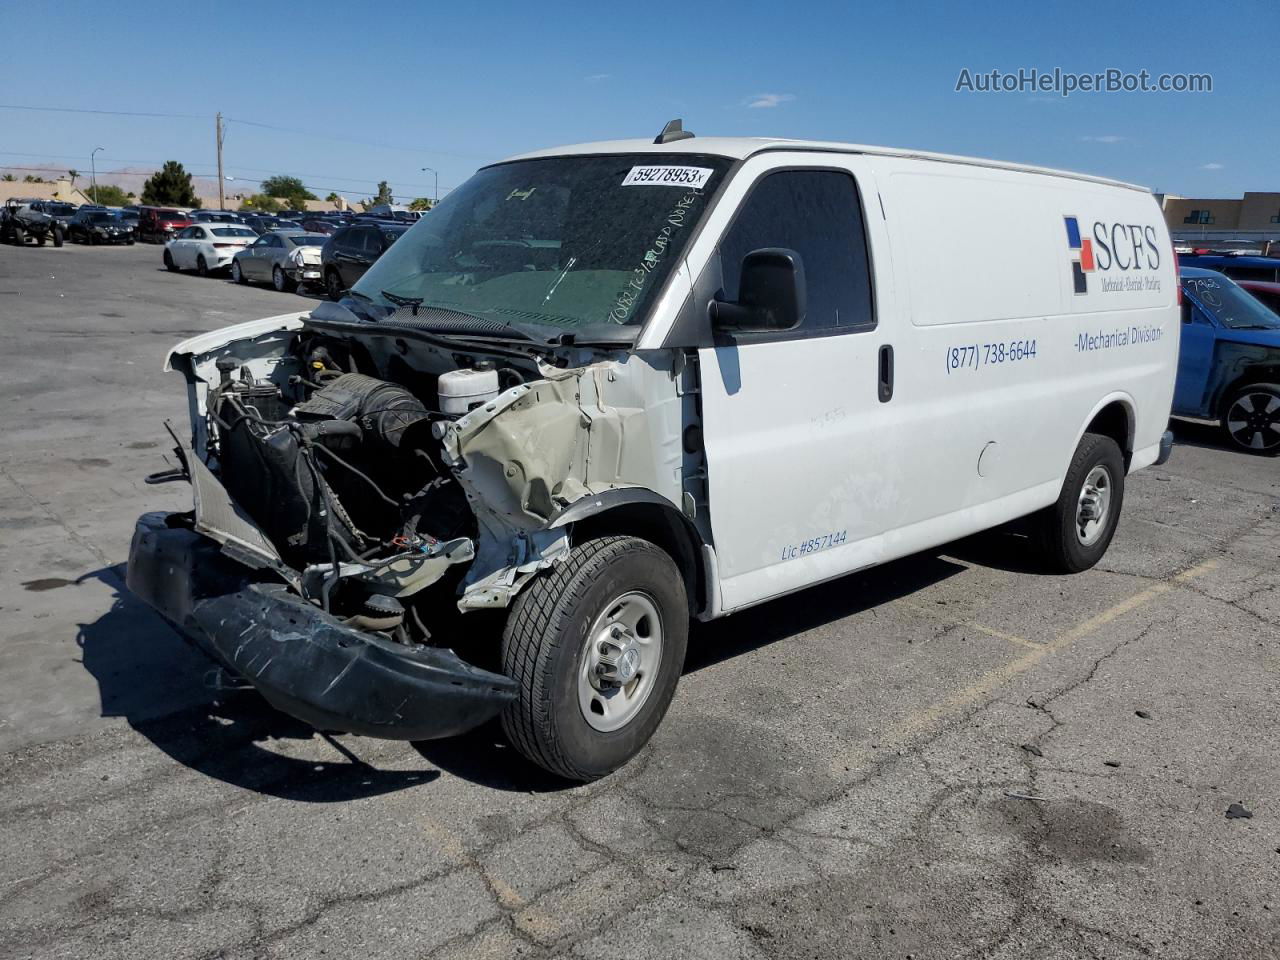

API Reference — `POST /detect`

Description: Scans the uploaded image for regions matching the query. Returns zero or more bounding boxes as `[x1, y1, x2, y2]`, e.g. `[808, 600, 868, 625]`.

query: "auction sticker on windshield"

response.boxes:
[622, 166, 714, 189]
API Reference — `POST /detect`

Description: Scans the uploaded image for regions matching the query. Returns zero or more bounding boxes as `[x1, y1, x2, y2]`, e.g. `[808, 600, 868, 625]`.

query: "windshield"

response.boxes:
[1184, 273, 1280, 330]
[350, 153, 731, 333]
[50, 204, 75, 215]
[88, 213, 114, 223]
[288, 235, 326, 246]
[211, 226, 257, 238]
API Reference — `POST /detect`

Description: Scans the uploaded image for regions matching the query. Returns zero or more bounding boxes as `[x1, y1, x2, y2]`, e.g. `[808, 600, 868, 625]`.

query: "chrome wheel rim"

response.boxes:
[578, 591, 663, 733]
[1075, 464, 1113, 546]
[1226, 392, 1280, 452]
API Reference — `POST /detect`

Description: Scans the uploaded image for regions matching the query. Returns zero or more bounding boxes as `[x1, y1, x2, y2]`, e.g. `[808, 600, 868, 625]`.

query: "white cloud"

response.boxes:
[745, 93, 795, 109]
[584, 73, 610, 82]
[1080, 135, 1126, 143]
[1200, 162, 1224, 170]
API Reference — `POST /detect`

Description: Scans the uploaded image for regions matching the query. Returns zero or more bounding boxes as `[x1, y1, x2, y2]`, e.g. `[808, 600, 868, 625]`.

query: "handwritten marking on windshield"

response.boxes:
[607, 191, 699, 324]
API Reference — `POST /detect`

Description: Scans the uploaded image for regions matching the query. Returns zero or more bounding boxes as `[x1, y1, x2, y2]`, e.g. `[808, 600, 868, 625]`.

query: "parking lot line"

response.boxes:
[831, 558, 1220, 775]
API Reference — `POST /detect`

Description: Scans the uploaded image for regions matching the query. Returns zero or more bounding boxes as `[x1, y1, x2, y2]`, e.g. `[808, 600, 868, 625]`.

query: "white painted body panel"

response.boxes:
[631, 146, 1177, 613]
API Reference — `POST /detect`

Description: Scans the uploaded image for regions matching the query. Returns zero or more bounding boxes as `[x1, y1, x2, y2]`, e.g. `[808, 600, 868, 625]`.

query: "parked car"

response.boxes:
[126, 132, 1180, 781]
[163, 223, 258, 276]
[301, 216, 354, 235]
[68, 209, 135, 244]
[1176, 267, 1280, 454]
[230, 230, 327, 291]
[1177, 254, 1280, 284]
[320, 222, 409, 299]
[190, 211, 247, 224]
[30, 201, 78, 235]
[137, 207, 192, 243]
[242, 215, 298, 236]
[0, 199, 64, 246]
[1238, 280, 1280, 315]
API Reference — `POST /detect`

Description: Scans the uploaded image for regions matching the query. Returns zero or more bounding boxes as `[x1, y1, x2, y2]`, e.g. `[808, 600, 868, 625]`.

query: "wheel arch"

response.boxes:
[1072, 393, 1136, 473]
[1214, 367, 1280, 421]
[550, 490, 709, 618]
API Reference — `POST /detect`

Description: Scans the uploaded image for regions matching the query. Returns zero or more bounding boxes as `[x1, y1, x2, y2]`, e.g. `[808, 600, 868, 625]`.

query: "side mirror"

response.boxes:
[709, 248, 805, 333]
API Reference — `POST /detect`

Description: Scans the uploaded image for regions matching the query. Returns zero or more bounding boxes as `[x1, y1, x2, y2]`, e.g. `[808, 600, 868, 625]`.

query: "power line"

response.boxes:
[0, 103, 206, 120]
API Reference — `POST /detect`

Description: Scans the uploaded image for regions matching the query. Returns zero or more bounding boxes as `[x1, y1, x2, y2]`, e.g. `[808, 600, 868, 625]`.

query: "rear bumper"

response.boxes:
[126, 512, 516, 740]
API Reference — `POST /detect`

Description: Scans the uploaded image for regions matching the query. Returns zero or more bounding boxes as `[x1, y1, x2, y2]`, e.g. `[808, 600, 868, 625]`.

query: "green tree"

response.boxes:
[409, 197, 433, 211]
[83, 184, 129, 205]
[1, 174, 14, 182]
[239, 194, 283, 213]
[374, 180, 393, 204]
[67, 169, 79, 186]
[23, 174, 44, 183]
[140, 161, 199, 207]
[261, 174, 317, 203]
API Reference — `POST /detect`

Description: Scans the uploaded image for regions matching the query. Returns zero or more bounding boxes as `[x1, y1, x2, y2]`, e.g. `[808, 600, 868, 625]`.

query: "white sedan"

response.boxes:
[230, 230, 327, 292]
[163, 224, 258, 276]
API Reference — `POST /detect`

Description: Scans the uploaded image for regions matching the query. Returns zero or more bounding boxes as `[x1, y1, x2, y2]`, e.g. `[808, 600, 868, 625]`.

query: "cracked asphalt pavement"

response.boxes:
[2, 244, 1279, 959]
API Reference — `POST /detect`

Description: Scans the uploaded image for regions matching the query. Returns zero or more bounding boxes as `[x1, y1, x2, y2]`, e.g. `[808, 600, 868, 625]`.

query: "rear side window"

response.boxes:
[719, 170, 874, 335]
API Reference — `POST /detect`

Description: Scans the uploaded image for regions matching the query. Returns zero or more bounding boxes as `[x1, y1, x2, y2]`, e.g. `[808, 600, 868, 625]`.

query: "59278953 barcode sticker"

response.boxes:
[621, 166, 714, 189]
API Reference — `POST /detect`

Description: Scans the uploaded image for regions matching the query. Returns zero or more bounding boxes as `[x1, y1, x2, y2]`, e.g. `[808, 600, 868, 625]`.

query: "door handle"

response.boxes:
[878, 344, 894, 403]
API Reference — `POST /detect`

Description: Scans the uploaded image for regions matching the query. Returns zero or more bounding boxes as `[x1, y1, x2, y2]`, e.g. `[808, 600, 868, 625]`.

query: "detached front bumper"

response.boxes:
[126, 512, 517, 740]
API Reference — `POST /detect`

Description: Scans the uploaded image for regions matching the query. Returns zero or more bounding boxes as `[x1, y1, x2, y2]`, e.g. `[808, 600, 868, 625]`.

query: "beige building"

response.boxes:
[1160, 191, 1280, 233]
[1, 178, 93, 205]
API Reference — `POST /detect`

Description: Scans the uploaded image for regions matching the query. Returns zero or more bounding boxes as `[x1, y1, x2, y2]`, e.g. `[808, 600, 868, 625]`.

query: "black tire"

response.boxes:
[1219, 383, 1280, 456]
[1034, 432, 1125, 574]
[163, 249, 177, 272]
[324, 268, 344, 301]
[500, 536, 688, 781]
[231, 260, 246, 284]
[272, 265, 297, 293]
[196, 255, 209, 277]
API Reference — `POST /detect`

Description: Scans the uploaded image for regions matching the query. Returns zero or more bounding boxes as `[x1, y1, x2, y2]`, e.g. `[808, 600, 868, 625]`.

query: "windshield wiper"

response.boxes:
[381, 289, 424, 309]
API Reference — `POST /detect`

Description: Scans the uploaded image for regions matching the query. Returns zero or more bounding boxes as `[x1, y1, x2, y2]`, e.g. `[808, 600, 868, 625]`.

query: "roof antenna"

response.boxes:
[654, 118, 695, 145]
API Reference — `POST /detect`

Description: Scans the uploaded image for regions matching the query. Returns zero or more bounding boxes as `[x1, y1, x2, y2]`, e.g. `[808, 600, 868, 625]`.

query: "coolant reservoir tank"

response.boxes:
[438, 367, 499, 415]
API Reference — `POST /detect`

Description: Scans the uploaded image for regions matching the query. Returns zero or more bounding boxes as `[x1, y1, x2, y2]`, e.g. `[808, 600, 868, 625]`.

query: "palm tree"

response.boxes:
[67, 169, 79, 187]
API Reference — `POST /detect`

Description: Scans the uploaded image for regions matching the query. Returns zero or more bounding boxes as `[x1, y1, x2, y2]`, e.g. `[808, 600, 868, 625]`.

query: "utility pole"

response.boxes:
[420, 166, 438, 205]
[215, 113, 225, 211]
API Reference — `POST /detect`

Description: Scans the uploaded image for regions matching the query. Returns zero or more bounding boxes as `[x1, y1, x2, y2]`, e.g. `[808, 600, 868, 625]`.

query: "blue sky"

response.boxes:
[3, 0, 1276, 202]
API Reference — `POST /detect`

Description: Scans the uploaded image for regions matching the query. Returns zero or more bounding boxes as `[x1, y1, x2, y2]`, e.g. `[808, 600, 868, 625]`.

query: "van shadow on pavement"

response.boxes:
[76, 565, 439, 802]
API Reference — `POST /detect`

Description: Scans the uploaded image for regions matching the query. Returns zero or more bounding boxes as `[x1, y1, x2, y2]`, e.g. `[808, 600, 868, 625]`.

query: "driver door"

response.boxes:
[694, 156, 898, 611]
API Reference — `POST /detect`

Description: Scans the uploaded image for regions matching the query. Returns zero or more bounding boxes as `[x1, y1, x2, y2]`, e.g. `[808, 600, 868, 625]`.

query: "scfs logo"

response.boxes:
[1064, 216, 1162, 294]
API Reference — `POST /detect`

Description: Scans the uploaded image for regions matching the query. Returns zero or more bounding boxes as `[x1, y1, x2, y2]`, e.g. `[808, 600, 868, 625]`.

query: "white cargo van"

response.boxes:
[127, 122, 1178, 780]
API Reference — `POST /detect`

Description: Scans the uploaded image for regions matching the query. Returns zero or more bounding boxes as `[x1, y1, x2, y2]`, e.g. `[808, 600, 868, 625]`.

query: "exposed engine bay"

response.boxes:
[164, 310, 698, 656]
[193, 325, 534, 643]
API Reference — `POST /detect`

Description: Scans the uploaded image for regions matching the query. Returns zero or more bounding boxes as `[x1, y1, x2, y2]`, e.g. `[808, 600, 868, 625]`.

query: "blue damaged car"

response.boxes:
[1176, 267, 1280, 454]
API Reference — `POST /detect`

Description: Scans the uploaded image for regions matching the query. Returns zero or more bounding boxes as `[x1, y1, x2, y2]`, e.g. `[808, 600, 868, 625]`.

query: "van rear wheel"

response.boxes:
[500, 536, 688, 782]
[1034, 432, 1125, 573]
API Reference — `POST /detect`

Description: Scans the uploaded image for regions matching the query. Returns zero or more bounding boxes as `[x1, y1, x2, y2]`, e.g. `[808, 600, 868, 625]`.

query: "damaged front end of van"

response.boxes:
[125, 301, 697, 740]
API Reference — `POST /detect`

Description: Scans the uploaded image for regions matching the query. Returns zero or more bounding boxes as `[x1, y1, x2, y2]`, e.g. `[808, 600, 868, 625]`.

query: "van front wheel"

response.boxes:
[1035, 432, 1125, 573]
[500, 536, 688, 781]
